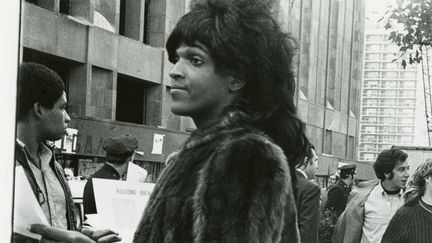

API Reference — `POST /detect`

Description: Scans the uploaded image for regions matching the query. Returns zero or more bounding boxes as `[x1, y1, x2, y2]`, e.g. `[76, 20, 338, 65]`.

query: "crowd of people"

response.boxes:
[13, 0, 432, 242]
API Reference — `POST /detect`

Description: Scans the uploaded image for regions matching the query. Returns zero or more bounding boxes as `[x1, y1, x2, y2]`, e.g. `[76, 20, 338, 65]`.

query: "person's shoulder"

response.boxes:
[303, 180, 320, 196]
[328, 182, 344, 192]
[221, 131, 286, 161]
[214, 131, 289, 177]
[391, 204, 416, 222]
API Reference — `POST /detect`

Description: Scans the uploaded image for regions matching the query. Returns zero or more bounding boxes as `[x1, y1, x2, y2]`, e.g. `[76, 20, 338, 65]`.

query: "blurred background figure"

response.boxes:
[324, 164, 357, 219]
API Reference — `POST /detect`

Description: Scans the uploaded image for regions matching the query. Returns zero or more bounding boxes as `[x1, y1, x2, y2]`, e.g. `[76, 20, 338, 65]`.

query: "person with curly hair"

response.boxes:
[333, 148, 410, 243]
[382, 159, 432, 243]
[133, 0, 310, 242]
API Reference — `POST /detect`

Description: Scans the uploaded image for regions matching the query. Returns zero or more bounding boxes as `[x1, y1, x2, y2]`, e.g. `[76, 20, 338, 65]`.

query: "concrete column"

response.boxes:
[70, 0, 94, 22]
[124, 0, 145, 41]
[145, 85, 163, 126]
[38, 0, 60, 12]
[89, 66, 114, 120]
[69, 64, 91, 116]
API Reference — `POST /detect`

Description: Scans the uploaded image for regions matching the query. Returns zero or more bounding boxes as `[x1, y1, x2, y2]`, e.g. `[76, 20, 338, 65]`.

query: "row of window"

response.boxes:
[361, 117, 415, 125]
[363, 90, 416, 98]
[361, 134, 415, 143]
[364, 71, 417, 79]
[362, 99, 416, 107]
[26, 0, 153, 45]
[361, 126, 415, 134]
[364, 62, 418, 70]
[363, 80, 416, 89]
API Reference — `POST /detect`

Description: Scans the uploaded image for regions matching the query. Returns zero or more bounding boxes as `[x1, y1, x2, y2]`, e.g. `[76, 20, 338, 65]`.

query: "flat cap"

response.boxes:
[103, 134, 138, 155]
[338, 164, 356, 171]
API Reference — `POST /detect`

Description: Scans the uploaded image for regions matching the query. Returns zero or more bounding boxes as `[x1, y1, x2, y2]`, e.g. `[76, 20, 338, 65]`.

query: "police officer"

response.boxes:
[83, 134, 144, 215]
[324, 164, 356, 220]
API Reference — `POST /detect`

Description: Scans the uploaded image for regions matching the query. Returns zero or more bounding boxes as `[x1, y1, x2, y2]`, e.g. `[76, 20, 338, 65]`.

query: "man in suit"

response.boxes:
[324, 164, 357, 221]
[295, 144, 320, 243]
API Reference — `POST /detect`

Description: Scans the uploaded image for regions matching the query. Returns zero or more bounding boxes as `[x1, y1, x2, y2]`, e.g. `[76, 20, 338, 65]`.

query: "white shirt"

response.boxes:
[16, 139, 68, 229]
[296, 168, 307, 179]
[360, 182, 404, 243]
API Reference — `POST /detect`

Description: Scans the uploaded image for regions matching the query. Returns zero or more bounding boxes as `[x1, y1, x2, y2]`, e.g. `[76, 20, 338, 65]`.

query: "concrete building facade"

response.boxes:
[20, 0, 366, 181]
[285, 0, 368, 181]
[358, 28, 429, 162]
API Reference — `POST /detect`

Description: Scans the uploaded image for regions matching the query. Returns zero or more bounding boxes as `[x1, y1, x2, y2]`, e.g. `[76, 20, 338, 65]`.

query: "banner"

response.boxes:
[91, 179, 155, 242]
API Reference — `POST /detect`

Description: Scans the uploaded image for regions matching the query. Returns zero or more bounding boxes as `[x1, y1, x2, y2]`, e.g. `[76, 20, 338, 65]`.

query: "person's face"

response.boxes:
[168, 42, 236, 126]
[329, 176, 337, 185]
[40, 92, 70, 141]
[305, 149, 318, 179]
[385, 160, 410, 190]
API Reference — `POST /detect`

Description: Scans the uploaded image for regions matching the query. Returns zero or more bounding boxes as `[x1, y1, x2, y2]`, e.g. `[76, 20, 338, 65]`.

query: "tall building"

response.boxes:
[285, 0, 367, 180]
[358, 28, 428, 162]
[19, 0, 366, 181]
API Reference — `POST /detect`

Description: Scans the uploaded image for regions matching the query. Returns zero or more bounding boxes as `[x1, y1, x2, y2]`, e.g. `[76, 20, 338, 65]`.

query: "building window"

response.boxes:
[324, 129, 332, 154]
[119, 0, 151, 43]
[116, 75, 147, 124]
[60, 0, 69, 14]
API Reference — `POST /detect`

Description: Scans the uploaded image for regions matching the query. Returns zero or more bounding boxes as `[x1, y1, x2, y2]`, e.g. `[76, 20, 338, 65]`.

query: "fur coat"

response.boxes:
[133, 111, 299, 243]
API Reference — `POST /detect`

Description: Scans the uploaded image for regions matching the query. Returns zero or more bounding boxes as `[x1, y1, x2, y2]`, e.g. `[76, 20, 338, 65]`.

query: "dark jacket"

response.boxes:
[325, 180, 351, 219]
[133, 111, 300, 243]
[14, 142, 77, 242]
[294, 170, 320, 243]
[83, 163, 121, 214]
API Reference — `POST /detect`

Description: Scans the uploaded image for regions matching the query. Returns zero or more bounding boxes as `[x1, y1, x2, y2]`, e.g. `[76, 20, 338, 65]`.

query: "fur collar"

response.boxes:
[184, 110, 258, 150]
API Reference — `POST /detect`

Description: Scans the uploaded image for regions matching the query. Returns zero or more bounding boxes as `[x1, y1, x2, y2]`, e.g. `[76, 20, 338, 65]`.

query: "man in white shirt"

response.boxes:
[15, 62, 121, 242]
[333, 148, 410, 243]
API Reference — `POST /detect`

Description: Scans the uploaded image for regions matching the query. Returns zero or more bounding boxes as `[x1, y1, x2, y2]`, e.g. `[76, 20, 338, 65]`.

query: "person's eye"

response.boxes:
[190, 57, 203, 66]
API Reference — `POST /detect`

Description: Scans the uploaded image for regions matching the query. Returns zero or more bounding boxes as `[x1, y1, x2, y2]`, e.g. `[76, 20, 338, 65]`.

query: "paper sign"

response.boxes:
[151, 134, 164, 155]
[13, 166, 49, 240]
[54, 128, 78, 153]
[127, 162, 148, 182]
[92, 179, 155, 242]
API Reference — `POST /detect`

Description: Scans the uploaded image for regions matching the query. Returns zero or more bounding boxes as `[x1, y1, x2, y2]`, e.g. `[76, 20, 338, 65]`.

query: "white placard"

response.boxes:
[127, 162, 148, 182]
[54, 128, 78, 154]
[13, 166, 49, 240]
[151, 134, 164, 155]
[92, 179, 155, 242]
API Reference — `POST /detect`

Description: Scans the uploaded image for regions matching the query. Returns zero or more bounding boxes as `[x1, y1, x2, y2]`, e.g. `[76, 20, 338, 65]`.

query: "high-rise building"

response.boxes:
[358, 28, 429, 162]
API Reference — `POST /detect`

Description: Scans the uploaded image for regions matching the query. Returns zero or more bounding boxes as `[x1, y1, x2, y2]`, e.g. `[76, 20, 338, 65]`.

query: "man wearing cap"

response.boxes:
[83, 134, 142, 215]
[333, 148, 410, 243]
[324, 164, 356, 220]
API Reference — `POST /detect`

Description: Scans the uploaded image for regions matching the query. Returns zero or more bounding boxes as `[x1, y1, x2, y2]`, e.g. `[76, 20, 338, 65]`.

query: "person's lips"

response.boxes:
[170, 85, 188, 97]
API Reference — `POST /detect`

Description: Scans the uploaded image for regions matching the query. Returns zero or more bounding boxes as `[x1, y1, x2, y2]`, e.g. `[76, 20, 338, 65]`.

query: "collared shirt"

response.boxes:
[296, 168, 307, 179]
[16, 139, 68, 230]
[360, 182, 404, 243]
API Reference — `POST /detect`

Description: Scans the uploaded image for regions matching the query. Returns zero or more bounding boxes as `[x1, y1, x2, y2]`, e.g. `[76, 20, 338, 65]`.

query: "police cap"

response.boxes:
[338, 164, 356, 171]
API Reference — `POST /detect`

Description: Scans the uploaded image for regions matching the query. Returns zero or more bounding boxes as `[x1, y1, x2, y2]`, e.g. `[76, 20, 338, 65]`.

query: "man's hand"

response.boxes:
[29, 224, 121, 243]
[81, 227, 122, 243]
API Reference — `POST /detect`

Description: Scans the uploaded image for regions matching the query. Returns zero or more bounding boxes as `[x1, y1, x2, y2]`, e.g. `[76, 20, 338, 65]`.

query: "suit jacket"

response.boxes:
[133, 110, 300, 243]
[83, 163, 121, 214]
[294, 170, 320, 243]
